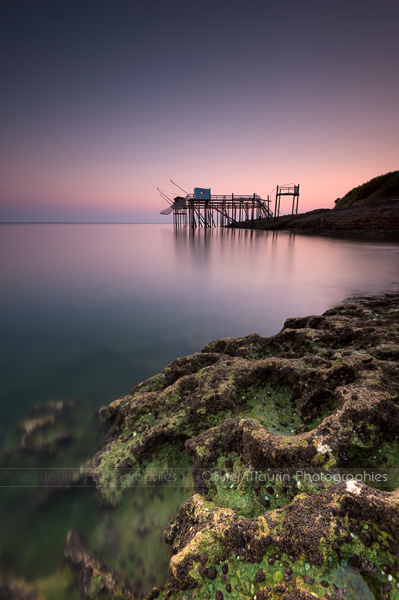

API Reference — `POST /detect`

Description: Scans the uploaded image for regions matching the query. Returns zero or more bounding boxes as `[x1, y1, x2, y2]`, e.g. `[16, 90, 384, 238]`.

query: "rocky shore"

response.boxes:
[83, 292, 399, 599]
[231, 198, 399, 243]
[3, 293, 399, 600]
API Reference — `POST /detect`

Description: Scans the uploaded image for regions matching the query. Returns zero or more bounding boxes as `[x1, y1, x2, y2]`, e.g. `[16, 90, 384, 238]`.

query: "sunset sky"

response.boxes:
[1, 0, 398, 222]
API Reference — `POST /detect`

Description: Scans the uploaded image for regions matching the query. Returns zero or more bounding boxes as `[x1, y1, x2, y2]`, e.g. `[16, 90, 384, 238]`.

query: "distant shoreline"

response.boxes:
[230, 198, 399, 243]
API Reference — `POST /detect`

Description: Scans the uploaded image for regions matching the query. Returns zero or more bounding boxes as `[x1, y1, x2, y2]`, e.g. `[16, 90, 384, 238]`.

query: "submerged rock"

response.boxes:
[64, 530, 134, 599]
[0, 579, 44, 600]
[83, 293, 399, 599]
[18, 399, 78, 454]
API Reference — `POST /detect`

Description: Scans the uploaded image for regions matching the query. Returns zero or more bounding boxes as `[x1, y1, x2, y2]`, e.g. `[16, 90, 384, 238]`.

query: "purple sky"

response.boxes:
[1, 0, 398, 222]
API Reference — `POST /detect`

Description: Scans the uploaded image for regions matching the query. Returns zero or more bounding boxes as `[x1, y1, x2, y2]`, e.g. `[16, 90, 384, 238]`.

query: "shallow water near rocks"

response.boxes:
[331, 564, 379, 599]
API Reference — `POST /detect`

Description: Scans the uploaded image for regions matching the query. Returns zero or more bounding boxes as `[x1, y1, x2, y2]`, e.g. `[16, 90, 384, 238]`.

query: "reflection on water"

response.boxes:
[0, 224, 398, 596]
[1, 223, 398, 429]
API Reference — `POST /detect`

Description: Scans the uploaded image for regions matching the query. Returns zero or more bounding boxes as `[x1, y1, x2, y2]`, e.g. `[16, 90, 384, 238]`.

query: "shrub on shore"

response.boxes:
[335, 170, 399, 209]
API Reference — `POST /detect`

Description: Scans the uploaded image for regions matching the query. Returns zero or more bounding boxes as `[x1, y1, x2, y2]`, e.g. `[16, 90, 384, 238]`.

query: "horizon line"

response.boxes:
[0, 221, 172, 225]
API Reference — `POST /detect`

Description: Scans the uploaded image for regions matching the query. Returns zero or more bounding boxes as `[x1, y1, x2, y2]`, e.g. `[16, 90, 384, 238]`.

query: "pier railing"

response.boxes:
[185, 193, 269, 202]
[170, 194, 272, 228]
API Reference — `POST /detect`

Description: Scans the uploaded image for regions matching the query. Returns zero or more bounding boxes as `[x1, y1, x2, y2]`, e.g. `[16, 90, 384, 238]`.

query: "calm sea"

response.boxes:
[2, 224, 399, 428]
[0, 224, 398, 595]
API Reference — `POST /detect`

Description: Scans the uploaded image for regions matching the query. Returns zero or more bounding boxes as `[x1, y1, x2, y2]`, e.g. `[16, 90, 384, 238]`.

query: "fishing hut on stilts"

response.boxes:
[159, 181, 300, 228]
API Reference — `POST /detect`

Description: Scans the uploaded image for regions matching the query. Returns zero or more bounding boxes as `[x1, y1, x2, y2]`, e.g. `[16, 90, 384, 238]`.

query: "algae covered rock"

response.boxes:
[18, 399, 78, 454]
[0, 579, 45, 600]
[64, 530, 134, 600]
[84, 293, 399, 599]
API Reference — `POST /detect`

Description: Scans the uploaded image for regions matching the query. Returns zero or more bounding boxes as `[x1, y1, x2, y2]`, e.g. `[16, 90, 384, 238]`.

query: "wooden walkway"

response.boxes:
[161, 193, 272, 228]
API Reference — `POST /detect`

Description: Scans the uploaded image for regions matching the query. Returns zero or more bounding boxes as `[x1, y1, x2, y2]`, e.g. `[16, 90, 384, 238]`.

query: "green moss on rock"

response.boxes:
[81, 293, 399, 599]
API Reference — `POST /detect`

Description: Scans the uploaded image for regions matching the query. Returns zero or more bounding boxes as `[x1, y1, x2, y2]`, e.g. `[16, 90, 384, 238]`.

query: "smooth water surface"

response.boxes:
[0, 224, 398, 595]
[1, 223, 399, 428]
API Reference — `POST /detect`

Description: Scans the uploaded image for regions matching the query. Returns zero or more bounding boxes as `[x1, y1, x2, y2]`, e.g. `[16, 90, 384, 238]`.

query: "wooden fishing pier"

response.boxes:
[159, 183, 299, 228]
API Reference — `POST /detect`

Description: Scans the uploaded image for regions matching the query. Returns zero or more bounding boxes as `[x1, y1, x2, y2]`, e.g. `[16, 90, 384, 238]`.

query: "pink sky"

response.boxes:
[1, 0, 398, 222]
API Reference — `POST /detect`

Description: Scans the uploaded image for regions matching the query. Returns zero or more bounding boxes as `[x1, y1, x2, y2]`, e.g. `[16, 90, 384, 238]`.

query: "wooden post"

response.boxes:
[274, 186, 279, 220]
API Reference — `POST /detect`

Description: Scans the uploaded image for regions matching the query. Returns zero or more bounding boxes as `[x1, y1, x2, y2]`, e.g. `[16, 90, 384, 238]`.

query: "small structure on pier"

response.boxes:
[274, 184, 300, 220]
[160, 185, 272, 228]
